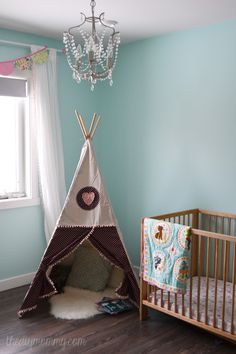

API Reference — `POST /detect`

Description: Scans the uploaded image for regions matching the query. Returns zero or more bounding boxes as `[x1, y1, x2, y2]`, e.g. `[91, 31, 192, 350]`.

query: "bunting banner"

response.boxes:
[0, 46, 49, 76]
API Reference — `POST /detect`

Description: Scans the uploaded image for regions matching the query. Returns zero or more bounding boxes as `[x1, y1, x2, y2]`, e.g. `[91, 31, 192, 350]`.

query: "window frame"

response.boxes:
[0, 72, 40, 210]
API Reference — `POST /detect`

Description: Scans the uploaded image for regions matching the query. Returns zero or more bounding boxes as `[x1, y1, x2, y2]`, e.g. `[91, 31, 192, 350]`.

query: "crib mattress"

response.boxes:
[150, 276, 236, 334]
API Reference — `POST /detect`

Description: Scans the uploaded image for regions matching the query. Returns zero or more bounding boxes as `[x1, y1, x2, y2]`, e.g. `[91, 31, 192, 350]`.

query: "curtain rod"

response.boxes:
[0, 39, 63, 53]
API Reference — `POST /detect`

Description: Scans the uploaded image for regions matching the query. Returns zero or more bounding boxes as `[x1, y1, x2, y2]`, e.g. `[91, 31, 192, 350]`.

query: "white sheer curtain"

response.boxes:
[31, 46, 66, 243]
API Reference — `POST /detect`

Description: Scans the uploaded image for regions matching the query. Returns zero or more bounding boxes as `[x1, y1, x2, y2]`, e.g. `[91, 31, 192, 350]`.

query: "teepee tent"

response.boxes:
[18, 112, 139, 318]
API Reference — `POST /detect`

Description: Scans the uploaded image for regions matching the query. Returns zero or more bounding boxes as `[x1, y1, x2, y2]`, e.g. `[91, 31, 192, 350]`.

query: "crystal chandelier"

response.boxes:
[63, 0, 120, 90]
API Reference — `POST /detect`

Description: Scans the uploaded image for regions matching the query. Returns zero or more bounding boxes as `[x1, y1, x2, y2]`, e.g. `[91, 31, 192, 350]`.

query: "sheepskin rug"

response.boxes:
[49, 286, 116, 320]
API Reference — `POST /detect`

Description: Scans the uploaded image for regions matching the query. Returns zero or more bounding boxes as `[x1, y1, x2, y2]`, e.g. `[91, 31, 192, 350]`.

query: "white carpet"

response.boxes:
[49, 286, 116, 320]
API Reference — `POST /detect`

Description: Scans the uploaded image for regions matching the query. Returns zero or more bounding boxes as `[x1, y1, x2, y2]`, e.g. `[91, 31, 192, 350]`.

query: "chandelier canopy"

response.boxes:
[63, 0, 120, 90]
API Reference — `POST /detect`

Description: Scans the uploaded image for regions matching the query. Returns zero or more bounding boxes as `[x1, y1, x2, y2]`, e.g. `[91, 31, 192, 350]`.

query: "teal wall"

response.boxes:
[0, 28, 97, 280]
[1, 19, 236, 279]
[95, 20, 236, 265]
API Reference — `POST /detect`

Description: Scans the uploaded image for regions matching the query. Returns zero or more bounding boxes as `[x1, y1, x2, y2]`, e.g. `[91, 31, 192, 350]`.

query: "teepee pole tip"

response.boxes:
[75, 111, 101, 141]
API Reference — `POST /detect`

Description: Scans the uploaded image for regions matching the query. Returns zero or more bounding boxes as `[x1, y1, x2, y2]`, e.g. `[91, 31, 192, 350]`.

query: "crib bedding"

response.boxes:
[143, 218, 191, 294]
[149, 276, 236, 334]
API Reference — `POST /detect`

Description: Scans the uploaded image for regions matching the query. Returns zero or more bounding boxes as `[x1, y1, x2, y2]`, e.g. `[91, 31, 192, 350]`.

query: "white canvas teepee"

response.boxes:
[18, 112, 139, 318]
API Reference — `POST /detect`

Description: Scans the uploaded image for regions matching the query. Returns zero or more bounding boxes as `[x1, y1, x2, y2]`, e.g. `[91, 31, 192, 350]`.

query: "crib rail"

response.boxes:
[152, 208, 199, 227]
[140, 209, 236, 342]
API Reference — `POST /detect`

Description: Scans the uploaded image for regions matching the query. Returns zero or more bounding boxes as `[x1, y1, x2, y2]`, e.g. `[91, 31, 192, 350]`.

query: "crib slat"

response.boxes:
[214, 216, 218, 232]
[183, 214, 185, 225]
[182, 294, 185, 316]
[220, 239, 223, 280]
[227, 218, 232, 282]
[197, 236, 203, 321]
[222, 240, 228, 331]
[220, 218, 225, 279]
[189, 236, 194, 319]
[174, 293, 178, 313]
[147, 283, 150, 301]
[208, 215, 211, 232]
[189, 278, 192, 318]
[213, 239, 219, 328]
[153, 286, 157, 305]
[199, 213, 203, 230]
[187, 214, 190, 226]
[231, 243, 236, 334]
[222, 217, 225, 234]
[160, 289, 163, 307]
[228, 218, 231, 235]
[167, 291, 170, 310]
[205, 237, 210, 324]
[227, 240, 230, 282]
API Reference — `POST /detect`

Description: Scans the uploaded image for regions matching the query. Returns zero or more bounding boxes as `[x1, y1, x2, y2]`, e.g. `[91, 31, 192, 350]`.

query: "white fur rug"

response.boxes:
[49, 286, 116, 320]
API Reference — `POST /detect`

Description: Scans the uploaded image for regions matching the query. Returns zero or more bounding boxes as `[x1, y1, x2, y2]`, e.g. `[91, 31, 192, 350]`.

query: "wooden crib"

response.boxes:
[140, 209, 236, 342]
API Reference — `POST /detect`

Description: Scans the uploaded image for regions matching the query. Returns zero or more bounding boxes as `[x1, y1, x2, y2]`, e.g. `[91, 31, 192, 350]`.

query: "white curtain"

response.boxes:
[31, 46, 66, 243]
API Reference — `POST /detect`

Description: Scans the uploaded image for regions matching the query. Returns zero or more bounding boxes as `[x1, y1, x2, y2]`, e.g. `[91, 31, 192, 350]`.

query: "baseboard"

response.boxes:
[0, 272, 35, 292]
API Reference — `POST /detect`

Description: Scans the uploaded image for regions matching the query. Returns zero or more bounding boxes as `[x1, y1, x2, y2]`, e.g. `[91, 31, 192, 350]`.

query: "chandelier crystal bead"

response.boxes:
[63, 0, 120, 90]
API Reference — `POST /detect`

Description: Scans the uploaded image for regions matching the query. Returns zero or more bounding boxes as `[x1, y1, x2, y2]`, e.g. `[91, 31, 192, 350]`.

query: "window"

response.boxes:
[0, 76, 39, 209]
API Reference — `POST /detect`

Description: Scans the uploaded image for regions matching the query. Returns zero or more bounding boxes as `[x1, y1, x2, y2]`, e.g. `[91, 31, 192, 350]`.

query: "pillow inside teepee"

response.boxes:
[66, 243, 112, 292]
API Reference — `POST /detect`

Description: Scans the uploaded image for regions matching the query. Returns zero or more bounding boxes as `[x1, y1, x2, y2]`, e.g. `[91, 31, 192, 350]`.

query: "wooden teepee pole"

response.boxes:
[88, 113, 97, 138]
[75, 110, 87, 140]
[91, 115, 101, 139]
[75, 111, 101, 140]
[79, 114, 88, 138]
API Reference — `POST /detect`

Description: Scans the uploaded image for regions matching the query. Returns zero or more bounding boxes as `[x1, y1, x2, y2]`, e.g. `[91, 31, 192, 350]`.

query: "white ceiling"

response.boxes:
[1, 0, 236, 43]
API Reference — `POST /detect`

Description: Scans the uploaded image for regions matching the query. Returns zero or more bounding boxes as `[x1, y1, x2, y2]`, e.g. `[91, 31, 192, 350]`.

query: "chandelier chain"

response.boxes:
[90, 0, 96, 9]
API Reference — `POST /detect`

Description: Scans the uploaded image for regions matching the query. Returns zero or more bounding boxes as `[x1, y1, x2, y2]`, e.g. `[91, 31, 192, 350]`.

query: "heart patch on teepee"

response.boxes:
[76, 187, 100, 210]
[82, 192, 95, 206]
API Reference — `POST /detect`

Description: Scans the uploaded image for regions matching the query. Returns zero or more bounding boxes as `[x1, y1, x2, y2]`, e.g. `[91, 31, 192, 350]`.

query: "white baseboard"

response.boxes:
[0, 272, 35, 292]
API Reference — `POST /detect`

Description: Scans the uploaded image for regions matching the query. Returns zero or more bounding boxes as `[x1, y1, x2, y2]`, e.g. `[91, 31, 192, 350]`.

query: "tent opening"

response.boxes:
[48, 240, 125, 319]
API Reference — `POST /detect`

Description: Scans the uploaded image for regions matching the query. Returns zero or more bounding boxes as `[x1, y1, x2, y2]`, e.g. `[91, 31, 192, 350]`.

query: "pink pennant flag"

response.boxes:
[0, 62, 14, 76]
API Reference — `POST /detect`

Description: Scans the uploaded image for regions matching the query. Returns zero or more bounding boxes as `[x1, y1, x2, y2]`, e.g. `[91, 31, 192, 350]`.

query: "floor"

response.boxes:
[0, 286, 235, 354]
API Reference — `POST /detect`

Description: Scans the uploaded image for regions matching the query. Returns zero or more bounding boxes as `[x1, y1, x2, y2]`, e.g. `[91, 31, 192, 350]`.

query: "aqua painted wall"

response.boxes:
[95, 20, 236, 265]
[1, 19, 236, 278]
[0, 28, 97, 280]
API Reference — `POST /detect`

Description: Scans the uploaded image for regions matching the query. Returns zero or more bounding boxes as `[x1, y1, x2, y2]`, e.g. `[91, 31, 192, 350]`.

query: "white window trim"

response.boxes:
[0, 71, 40, 210]
[0, 196, 40, 209]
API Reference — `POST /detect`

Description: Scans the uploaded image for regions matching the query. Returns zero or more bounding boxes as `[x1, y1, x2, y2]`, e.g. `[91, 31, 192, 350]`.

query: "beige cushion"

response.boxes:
[66, 245, 112, 292]
[108, 266, 124, 288]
